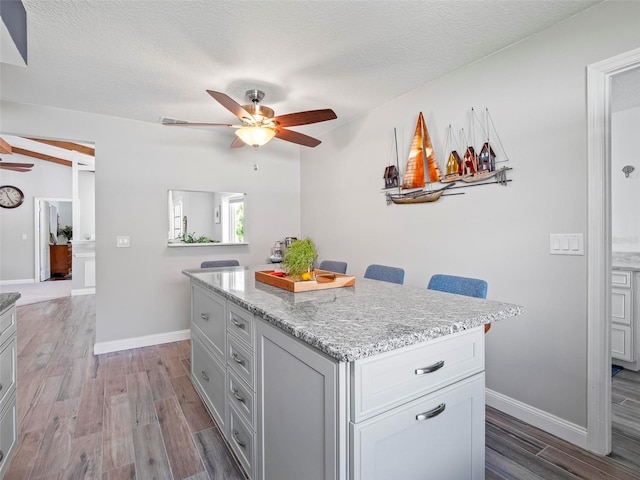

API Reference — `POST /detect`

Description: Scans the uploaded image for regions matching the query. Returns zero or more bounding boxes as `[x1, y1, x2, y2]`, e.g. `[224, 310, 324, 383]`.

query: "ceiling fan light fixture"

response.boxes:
[235, 126, 276, 147]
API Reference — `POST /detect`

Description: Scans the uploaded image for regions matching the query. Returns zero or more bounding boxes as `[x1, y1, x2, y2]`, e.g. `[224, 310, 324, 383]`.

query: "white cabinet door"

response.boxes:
[351, 373, 485, 480]
[192, 284, 226, 361]
[612, 288, 631, 326]
[612, 324, 632, 361]
[256, 319, 342, 480]
[191, 334, 226, 429]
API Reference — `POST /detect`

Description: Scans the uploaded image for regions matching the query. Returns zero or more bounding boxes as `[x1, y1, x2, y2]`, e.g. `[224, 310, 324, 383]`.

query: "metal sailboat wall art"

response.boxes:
[385, 112, 454, 205]
[384, 108, 512, 205]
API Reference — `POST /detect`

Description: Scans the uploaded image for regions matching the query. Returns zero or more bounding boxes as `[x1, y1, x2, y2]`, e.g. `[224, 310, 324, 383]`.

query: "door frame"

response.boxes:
[586, 47, 640, 455]
[33, 197, 72, 282]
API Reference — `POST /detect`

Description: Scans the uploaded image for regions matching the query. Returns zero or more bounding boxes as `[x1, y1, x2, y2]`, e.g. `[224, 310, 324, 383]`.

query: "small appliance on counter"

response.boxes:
[269, 237, 297, 263]
[270, 240, 284, 263]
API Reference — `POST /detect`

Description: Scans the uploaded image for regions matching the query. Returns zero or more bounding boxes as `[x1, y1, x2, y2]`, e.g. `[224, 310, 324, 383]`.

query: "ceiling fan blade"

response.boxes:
[207, 90, 254, 122]
[275, 128, 322, 148]
[230, 136, 246, 148]
[0, 161, 35, 168]
[273, 109, 337, 128]
[0, 165, 33, 172]
[162, 119, 234, 128]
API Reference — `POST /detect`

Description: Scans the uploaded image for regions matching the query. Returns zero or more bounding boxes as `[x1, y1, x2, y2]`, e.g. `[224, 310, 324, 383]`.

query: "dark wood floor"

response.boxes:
[5, 295, 640, 479]
[483, 369, 640, 479]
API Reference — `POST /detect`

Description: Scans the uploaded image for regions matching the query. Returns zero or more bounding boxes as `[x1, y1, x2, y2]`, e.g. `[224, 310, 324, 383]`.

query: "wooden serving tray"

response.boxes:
[255, 269, 356, 292]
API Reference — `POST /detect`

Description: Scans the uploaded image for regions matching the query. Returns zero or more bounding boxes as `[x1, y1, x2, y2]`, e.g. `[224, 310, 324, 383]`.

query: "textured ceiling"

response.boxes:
[1, 0, 602, 141]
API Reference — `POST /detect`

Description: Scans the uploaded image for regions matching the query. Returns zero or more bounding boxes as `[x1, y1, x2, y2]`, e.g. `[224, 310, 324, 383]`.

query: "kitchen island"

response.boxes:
[0, 293, 19, 479]
[183, 266, 523, 480]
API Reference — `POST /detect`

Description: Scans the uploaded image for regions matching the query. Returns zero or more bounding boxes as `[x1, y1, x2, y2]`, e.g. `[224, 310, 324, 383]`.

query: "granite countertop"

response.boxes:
[183, 266, 523, 362]
[0, 292, 21, 312]
[613, 252, 640, 272]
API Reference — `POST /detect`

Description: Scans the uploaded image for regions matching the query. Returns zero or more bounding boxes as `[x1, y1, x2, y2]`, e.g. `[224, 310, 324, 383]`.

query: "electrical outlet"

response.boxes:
[116, 235, 130, 248]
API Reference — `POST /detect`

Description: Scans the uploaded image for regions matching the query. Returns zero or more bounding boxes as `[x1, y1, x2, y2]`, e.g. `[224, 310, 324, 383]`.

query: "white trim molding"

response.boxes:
[93, 329, 191, 355]
[486, 389, 587, 449]
[586, 47, 640, 456]
[0, 278, 34, 286]
[71, 287, 96, 296]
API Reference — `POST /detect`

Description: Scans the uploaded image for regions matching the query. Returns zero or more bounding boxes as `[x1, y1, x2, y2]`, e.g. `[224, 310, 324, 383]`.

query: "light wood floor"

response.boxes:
[5, 295, 245, 480]
[5, 295, 640, 479]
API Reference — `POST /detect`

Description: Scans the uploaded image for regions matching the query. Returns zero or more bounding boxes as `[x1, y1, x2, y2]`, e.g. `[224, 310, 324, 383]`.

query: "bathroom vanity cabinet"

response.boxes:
[612, 269, 640, 370]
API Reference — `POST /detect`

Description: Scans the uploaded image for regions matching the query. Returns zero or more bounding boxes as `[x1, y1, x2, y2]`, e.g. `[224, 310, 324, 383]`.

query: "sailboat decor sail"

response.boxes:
[386, 113, 453, 205]
[460, 108, 511, 183]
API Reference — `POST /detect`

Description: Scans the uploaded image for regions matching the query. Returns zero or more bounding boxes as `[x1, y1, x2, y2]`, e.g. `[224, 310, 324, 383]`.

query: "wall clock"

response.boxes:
[0, 185, 25, 209]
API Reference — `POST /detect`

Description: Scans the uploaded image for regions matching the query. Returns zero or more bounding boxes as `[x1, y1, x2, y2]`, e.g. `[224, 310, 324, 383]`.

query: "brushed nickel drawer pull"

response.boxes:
[416, 403, 446, 421]
[231, 318, 246, 329]
[0, 450, 4, 462]
[233, 429, 246, 448]
[0, 383, 3, 391]
[201, 371, 209, 381]
[415, 360, 444, 375]
[232, 352, 245, 366]
[200, 313, 210, 321]
[232, 387, 246, 403]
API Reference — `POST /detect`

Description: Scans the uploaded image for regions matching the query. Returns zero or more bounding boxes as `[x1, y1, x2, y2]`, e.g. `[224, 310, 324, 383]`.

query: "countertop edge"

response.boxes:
[0, 292, 22, 312]
[185, 271, 524, 363]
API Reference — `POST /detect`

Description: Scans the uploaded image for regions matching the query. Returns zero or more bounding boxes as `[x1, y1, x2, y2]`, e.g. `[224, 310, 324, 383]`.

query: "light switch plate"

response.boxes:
[550, 233, 584, 255]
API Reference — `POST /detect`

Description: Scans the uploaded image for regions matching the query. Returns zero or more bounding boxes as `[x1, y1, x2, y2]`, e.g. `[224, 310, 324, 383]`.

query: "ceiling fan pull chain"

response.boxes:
[253, 150, 259, 171]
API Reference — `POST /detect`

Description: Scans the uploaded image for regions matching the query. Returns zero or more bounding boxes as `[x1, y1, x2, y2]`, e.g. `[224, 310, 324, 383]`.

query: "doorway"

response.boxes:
[0, 134, 95, 299]
[586, 47, 640, 455]
[34, 197, 73, 282]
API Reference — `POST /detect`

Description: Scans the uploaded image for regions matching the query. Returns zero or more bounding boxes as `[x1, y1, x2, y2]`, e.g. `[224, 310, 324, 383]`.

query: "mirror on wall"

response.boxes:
[167, 190, 246, 246]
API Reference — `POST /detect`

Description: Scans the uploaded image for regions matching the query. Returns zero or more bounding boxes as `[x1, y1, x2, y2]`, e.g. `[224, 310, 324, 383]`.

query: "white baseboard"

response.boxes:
[94, 329, 191, 355]
[486, 388, 587, 449]
[71, 287, 96, 296]
[0, 278, 35, 285]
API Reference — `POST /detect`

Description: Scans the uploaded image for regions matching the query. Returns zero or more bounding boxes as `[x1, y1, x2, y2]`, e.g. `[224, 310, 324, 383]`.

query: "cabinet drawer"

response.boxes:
[192, 285, 226, 361]
[228, 403, 255, 479]
[191, 335, 226, 429]
[228, 369, 255, 428]
[351, 373, 484, 480]
[0, 397, 17, 478]
[227, 334, 254, 389]
[612, 325, 632, 362]
[351, 327, 484, 422]
[228, 303, 254, 348]
[0, 336, 16, 409]
[612, 271, 632, 288]
[0, 306, 16, 340]
[612, 288, 632, 326]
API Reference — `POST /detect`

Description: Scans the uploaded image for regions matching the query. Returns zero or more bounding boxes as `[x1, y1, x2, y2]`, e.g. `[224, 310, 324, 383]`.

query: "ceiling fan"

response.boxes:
[0, 158, 33, 172]
[163, 89, 337, 148]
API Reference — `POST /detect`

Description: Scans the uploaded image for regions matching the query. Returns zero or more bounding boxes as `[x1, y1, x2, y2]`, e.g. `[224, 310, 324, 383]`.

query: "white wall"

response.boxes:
[77, 169, 95, 240]
[0, 152, 72, 280]
[612, 105, 640, 252]
[300, 1, 640, 430]
[0, 100, 302, 344]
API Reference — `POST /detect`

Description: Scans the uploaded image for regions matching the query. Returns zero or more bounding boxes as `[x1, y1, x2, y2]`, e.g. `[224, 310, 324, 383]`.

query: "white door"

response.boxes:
[38, 201, 51, 281]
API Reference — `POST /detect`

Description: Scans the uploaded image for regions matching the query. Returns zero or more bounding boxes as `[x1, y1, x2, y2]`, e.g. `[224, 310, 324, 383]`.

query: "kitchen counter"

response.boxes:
[183, 266, 523, 362]
[613, 252, 640, 272]
[0, 292, 21, 312]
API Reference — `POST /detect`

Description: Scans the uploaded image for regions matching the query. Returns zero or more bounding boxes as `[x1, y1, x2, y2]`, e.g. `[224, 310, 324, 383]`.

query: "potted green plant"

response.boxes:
[59, 225, 73, 243]
[282, 238, 318, 280]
